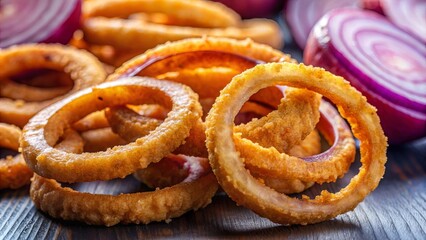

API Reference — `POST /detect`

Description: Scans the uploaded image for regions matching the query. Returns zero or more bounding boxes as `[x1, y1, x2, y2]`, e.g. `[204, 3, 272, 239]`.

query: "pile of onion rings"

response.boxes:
[77, 0, 283, 67]
[0, 36, 387, 227]
[106, 37, 356, 194]
[22, 77, 219, 226]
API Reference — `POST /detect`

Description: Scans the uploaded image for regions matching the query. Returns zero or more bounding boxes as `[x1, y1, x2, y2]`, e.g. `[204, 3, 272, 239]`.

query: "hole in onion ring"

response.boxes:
[1, 69, 74, 102]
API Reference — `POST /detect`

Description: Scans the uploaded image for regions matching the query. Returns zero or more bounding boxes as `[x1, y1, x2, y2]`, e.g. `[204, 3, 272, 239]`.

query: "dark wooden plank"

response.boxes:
[1, 138, 425, 239]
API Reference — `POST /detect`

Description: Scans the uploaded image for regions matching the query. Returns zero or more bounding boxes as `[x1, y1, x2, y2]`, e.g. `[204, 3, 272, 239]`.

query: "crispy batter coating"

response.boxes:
[31, 173, 218, 226]
[0, 44, 106, 127]
[235, 88, 321, 153]
[206, 62, 387, 225]
[239, 99, 356, 184]
[21, 77, 202, 183]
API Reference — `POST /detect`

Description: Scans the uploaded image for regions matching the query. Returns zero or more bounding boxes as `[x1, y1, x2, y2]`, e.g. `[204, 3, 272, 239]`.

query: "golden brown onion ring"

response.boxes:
[30, 172, 218, 226]
[0, 123, 32, 190]
[30, 125, 218, 226]
[205, 62, 387, 225]
[0, 44, 106, 127]
[21, 77, 202, 183]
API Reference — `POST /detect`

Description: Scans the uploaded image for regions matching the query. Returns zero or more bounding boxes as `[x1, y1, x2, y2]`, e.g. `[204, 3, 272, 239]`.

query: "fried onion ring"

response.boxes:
[0, 123, 32, 190]
[0, 44, 106, 127]
[206, 62, 387, 225]
[21, 77, 202, 182]
[30, 172, 218, 226]
[30, 131, 217, 226]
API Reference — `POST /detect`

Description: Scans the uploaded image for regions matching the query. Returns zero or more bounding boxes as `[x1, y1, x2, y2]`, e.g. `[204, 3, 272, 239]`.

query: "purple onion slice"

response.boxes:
[304, 8, 426, 144]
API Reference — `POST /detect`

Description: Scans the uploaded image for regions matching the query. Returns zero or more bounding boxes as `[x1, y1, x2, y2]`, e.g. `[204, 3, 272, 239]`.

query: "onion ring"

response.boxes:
[0, 123, 32, 190]
[30, 132, 217, 226]
[21, 77, 202, 183]
[0, 44, 106, 127]
[206, 62, 387, 225]
[30, 172, 218, 226]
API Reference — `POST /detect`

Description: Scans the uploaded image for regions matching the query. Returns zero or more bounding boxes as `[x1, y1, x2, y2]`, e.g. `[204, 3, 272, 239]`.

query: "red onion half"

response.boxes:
[0, 0, 81, 48]
[283, 0, 357, 49]
[304, 8, 426, 144]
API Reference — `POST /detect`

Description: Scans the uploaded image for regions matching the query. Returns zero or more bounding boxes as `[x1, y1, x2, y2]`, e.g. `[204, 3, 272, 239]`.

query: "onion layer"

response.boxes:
[0, 0, 81, 48]
[304, 8, 426, 144]
[364, 0, 426, 42]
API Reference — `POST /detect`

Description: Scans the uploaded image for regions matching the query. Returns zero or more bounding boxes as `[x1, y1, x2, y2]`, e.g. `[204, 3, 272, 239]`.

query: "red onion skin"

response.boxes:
[304, 31, 426, 144]
[360, 0, 384, 14]
[43, 0, 81, 45]
[213, 0, 282, 19]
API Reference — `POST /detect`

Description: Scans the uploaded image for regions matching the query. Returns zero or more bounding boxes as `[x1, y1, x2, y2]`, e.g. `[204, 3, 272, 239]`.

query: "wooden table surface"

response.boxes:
[1, 17, 425, 240]
[1, 138, 425, 239]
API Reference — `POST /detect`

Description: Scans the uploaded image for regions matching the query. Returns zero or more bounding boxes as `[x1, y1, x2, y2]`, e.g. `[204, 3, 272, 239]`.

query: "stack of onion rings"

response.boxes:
[105, 37, 355, 194]
[22, 77, 219, 226]
[3, 35, 386, 227]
